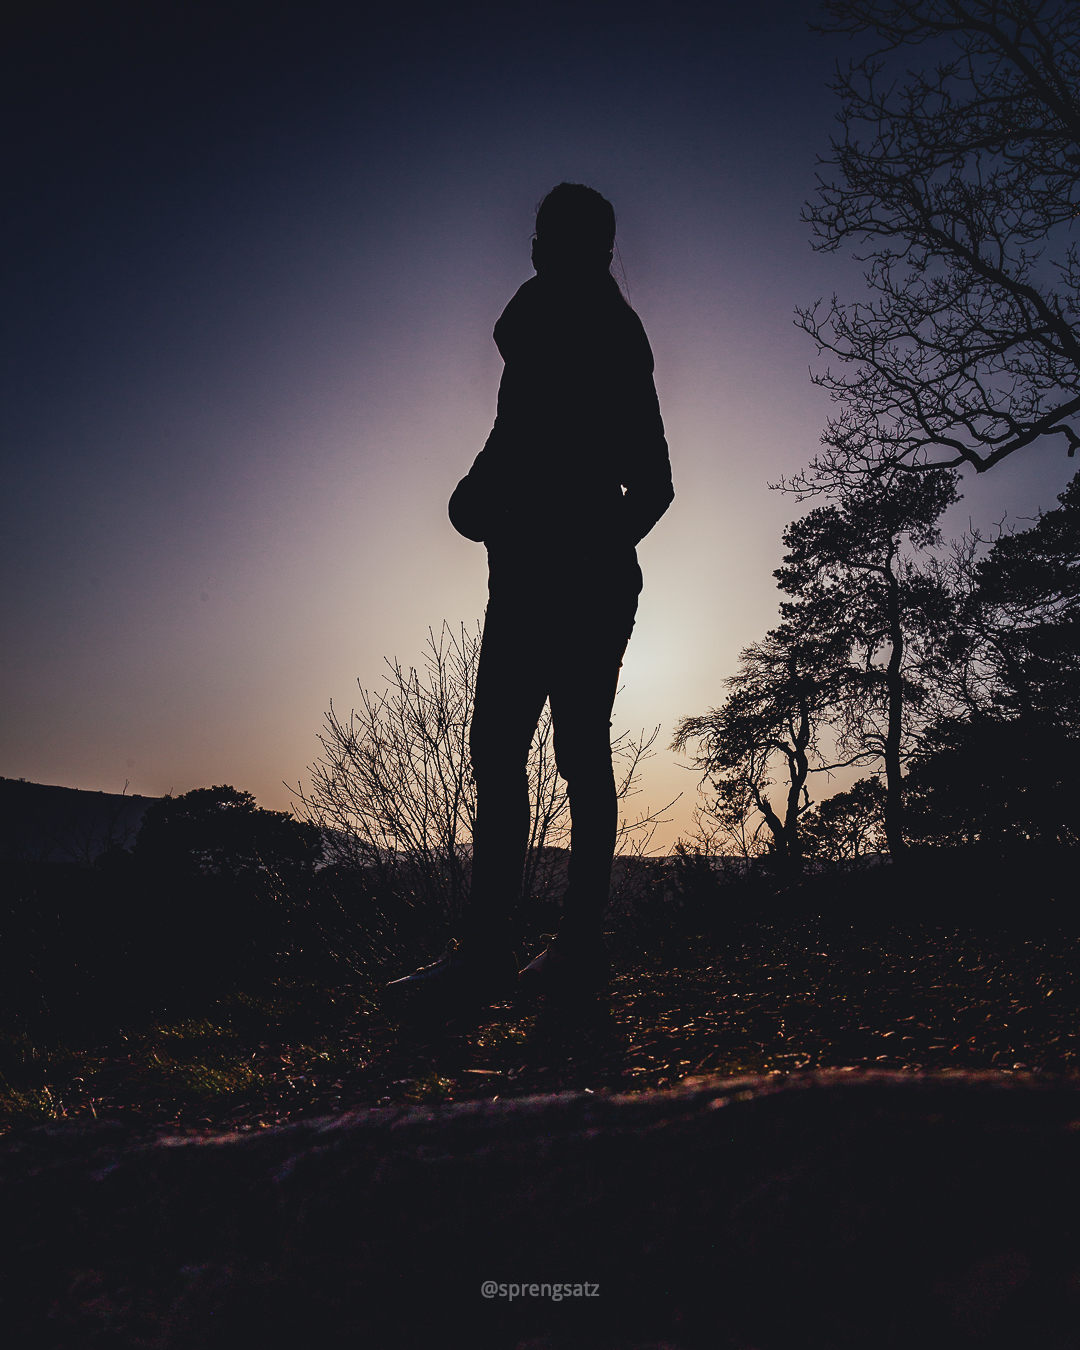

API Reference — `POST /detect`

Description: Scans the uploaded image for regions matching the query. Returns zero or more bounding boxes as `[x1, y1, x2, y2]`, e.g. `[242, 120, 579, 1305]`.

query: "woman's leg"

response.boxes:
[547, 605, 635, 939]
[465, 603, 548, 952]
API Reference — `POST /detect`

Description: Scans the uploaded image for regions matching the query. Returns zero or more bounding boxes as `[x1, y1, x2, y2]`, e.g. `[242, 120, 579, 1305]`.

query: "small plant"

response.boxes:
[132, 1020, 266, 1101]
[0, 1081, 64, 1126]
[397, 1071, 455, 1105]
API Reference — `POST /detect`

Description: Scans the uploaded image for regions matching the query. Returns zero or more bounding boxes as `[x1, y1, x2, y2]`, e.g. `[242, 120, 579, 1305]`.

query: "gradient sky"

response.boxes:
[3, 0, 1075, 846]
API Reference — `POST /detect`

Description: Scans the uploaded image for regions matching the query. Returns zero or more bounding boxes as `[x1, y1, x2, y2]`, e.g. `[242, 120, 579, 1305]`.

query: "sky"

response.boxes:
[3, 0, 1076, 847]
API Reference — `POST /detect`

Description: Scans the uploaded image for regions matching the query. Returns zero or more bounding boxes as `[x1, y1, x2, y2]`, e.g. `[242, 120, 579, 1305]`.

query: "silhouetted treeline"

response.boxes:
[2, 769, 1074, 1047]
[675, 470, 1080, 874]
[0, 787, 338, 1038]
[0, 775, 649, 1038]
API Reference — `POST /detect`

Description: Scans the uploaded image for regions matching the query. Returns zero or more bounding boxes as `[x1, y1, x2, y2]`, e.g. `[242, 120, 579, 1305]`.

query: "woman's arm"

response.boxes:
[448, 423, 511, 543]
[617, 319, 674, 545]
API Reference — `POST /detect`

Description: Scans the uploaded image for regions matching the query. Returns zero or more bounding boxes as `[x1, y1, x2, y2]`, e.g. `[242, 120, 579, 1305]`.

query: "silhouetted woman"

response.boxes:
[389, 183, 673, 1006]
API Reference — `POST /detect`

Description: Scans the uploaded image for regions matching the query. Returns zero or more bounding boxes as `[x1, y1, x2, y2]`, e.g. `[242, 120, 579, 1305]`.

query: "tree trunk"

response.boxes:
[781, 700, 811, 877]
[753, 786, 789, 868]
[883, 564, 906, 860]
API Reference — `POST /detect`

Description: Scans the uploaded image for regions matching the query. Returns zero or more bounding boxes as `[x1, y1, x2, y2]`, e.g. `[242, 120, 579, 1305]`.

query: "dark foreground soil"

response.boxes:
[6, 1071, 1080, 1350]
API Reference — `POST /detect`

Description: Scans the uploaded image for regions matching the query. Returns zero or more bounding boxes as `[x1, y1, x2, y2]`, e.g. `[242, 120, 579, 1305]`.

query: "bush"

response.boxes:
[904, 717, 1080, 849]
[298, 623, 666, 953]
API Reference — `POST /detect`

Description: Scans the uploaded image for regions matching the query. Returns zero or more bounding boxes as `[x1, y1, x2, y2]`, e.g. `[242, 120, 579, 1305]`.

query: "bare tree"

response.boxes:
[792, 0, 1080, 492]
[296, 623, 667, 927]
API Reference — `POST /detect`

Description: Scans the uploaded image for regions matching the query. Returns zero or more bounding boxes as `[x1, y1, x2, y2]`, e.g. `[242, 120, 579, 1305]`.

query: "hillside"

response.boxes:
[0, 778, 156, 863]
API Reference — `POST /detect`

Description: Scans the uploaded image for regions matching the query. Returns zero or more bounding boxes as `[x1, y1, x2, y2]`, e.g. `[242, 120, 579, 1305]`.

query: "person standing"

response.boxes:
[389, 183, 673, 1005]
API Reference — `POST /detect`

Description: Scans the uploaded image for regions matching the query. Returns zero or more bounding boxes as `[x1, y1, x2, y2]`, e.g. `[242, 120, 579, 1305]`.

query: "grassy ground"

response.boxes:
[3, 920, 1077, 1135]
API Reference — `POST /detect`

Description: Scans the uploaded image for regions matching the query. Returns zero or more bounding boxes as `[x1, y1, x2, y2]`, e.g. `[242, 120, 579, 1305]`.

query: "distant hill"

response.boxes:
[0, 779, 158, 863]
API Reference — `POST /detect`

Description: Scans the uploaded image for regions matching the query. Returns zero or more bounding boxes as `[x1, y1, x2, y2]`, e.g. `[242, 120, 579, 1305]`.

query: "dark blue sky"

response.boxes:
[3, 0, 1070, 835]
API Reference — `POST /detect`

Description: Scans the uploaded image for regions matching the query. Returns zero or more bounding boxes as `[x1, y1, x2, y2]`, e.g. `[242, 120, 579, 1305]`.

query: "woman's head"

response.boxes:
[532, 183, 615, 274]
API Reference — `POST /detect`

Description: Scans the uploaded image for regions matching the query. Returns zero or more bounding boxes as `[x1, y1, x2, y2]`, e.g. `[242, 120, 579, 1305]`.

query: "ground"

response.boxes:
[3, 920, 1076, 1134]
